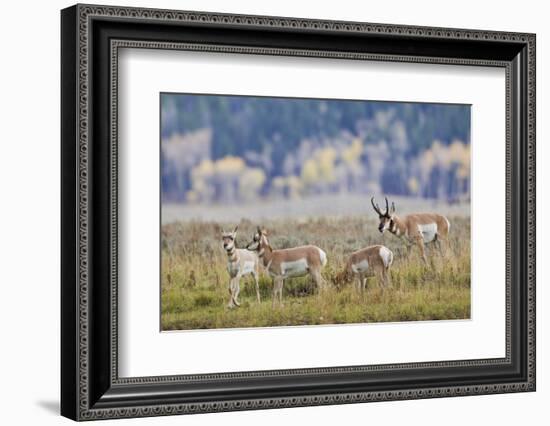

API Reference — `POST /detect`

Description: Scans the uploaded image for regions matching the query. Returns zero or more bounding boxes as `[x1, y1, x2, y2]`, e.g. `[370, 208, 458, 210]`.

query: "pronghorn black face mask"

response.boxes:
[371, 197, 395, 233]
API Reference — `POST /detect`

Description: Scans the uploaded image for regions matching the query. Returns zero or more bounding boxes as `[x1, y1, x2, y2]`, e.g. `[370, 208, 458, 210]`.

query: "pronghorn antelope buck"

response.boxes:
[246, 227, 327, 307]
[342, 245, 394, 292]
[371, 197, 451, 264]
[222, 226, 260, 309]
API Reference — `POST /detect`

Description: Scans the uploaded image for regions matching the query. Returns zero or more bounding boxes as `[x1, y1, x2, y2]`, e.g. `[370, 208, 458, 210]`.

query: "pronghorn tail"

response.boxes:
[380, 246, 394, 269]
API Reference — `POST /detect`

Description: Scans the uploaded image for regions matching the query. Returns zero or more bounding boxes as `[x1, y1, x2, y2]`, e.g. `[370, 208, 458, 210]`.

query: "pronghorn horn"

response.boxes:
[371, 197, 382, 215]
[233, 225, 238, 233]
[391, 201, 395, 213]
[384, 197, 389, 216]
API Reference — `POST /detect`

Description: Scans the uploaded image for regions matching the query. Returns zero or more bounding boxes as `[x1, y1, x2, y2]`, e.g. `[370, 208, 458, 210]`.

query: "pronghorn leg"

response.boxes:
[233, 276, 241, 307]
[227, 278, 237, 308]
[406, 244, 413, 260]
[253, 270, 261, 303]
[438, 235, 449, 258]
[435, 239, 443, 261]
[358, 273, 366, 300]
[271, 278, 277, 308]
[312, 269, 323, 294]
[272, 277, 283, 308]
[382, 266, 391, 289]
[375, 269, 383, 291]
[415, 236, 428, 264]
[227, 281, 233, 308]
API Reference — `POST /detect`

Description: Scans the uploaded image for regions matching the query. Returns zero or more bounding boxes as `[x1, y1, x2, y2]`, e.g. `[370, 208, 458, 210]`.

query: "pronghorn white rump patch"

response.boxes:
[351, 259, 369, 273]
[379, 246, 393, 268]
[318, 248, 327, 267]
[418, 223, 438, 243]
[280, 258, 309, 278]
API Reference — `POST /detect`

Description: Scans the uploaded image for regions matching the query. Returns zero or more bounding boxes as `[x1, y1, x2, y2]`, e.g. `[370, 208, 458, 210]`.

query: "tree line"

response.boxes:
[161, 94, 470, 204]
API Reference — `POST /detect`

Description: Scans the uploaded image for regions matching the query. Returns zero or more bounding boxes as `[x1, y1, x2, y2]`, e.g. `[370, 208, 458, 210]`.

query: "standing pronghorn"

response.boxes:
[245, 227, 327, 307]
[371, 197, 450, 264]
[341, 245, 394, 292]
[222, 226, 261, 308]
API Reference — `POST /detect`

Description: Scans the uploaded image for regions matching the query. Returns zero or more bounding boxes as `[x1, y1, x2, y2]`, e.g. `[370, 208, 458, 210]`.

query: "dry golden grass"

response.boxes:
[161, 216, 470, 330]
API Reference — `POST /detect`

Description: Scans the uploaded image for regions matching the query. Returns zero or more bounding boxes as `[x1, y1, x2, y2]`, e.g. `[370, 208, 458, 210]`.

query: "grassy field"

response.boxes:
[161, 215, 471, 330]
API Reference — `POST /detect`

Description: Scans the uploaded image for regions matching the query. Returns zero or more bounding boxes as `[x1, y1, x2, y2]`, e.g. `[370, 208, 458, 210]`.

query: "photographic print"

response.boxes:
[160, 93, 471, 331]
[61, 7, 535, 418]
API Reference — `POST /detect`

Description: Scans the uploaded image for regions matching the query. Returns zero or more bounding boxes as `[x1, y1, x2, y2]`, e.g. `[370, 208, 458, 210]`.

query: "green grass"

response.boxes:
[161, 216, 470, 330]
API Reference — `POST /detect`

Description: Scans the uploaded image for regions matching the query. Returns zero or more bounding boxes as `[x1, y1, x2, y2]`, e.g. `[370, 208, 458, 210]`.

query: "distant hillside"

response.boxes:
[160, 94, 471, 204]
[161, 94, 470, 162]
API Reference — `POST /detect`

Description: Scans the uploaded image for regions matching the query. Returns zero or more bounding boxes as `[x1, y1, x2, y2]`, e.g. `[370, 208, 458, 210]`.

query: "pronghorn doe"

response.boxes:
[245, 227, 327, 307]
[221, 226, 260, 308]
[371, 197, 450, 264]
[340, 245, 394, 292]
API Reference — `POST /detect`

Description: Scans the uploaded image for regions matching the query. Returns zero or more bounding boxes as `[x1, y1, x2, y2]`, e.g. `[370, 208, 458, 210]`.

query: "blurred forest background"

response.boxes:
[161, 94, 470, 213]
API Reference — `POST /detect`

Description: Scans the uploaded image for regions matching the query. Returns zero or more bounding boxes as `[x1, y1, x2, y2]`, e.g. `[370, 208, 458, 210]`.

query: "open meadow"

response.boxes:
[161, 212, 471, 330]
[160, 95, 471, 330]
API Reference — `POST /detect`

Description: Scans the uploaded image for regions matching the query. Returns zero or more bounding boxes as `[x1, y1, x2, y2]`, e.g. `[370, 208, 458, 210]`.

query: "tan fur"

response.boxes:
[343, 245, 393, 292]
[222, 227, 260, 308]
[390, 213, 450, 263]
[246, 228, 327, 307]
[372, 197, 450, 264]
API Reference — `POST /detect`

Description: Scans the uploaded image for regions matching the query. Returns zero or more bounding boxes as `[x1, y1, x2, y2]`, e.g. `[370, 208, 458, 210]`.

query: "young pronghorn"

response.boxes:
[221, 226, 261, 309]
[341, 245, 394, 292]
[245, 227, 327, 307]
[371, 197, 450, 264]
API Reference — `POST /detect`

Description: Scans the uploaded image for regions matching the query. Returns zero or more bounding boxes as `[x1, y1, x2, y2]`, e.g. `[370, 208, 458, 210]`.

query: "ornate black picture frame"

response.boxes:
[61, 4, 536, 421]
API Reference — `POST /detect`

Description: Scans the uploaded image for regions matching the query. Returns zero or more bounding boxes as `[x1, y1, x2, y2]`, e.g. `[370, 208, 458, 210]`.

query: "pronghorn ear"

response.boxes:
[233, 225, 239, 234]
